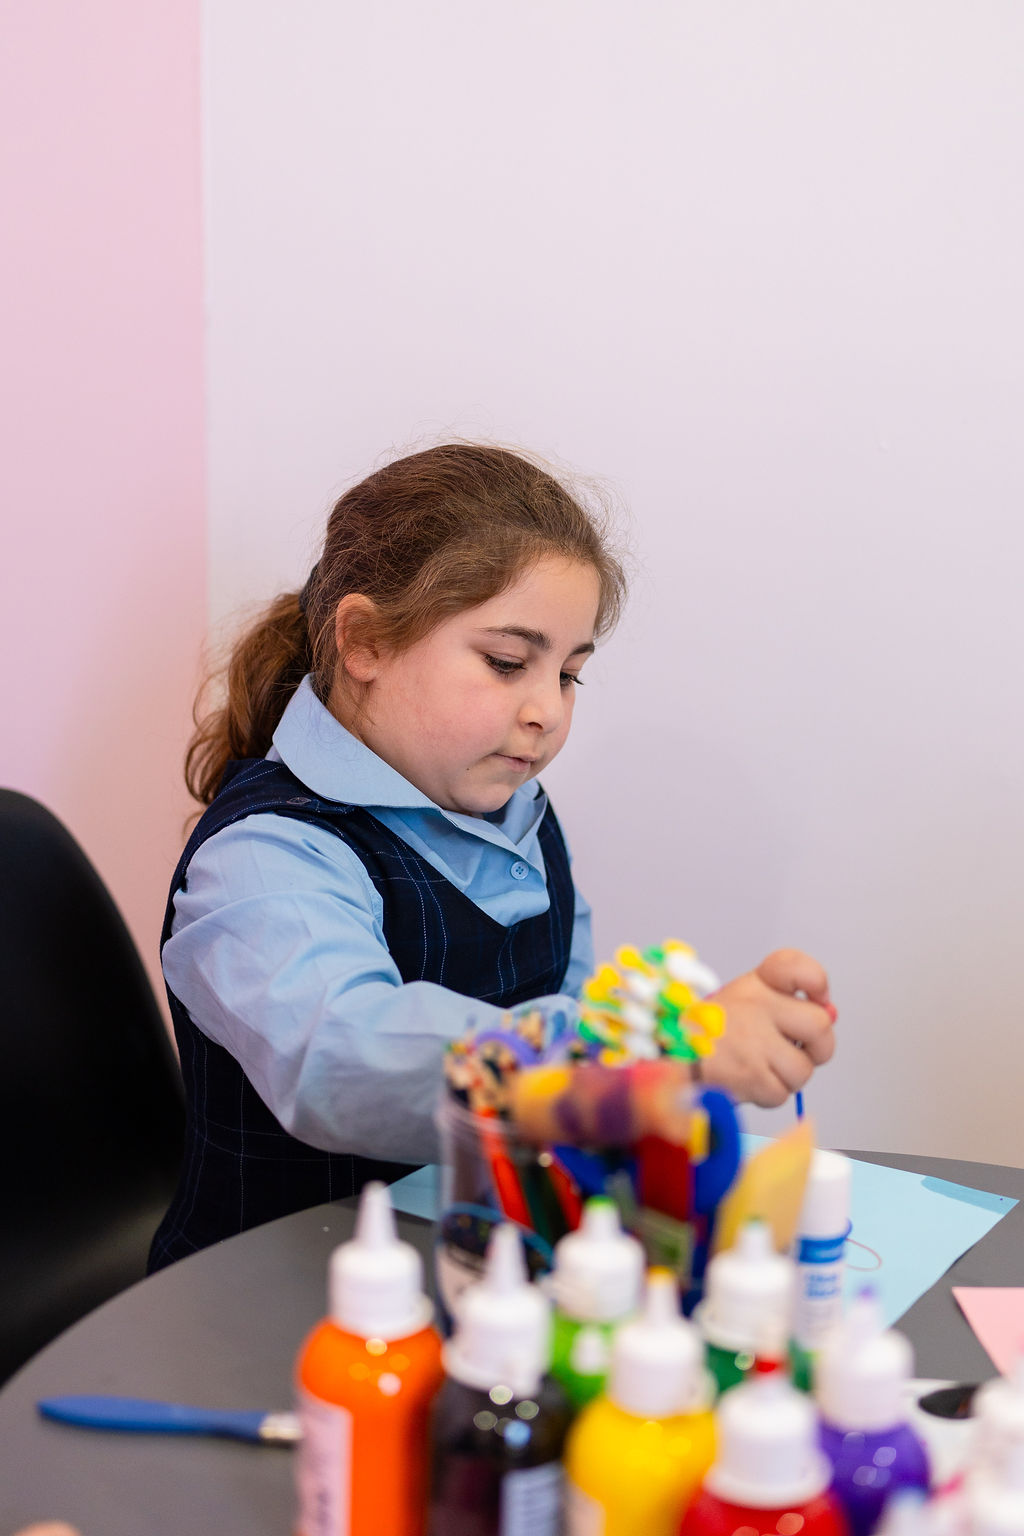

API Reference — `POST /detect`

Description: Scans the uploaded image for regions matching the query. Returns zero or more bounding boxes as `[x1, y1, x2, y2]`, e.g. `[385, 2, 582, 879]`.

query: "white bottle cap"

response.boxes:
[328, 1181, 434, 1341]
[705, 1363, 834, 1508]
[607, 1269, 711, 1419]
[965, 1440, 1024, 1536]
[875, 1490, 935, 1536]
[816, 1290, 915, 1431]
[442, 1223, 552, 1399]
[547, 1197, 645, 1324]
[797, 1149, 852, 1240]
[696, 1219, 796, 1353]
[974, 1356, 1024, 1475]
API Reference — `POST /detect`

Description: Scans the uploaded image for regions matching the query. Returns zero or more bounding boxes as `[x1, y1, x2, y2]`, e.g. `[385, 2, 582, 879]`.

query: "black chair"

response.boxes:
[0, 788, 184, 1383]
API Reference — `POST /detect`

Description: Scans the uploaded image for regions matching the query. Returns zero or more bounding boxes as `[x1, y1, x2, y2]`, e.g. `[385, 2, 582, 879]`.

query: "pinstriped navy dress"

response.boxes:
[148, 758, 574, 1270]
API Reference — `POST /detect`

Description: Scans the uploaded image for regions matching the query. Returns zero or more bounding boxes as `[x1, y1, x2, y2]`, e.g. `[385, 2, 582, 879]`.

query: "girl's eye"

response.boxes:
[484, 654, 584, 688]
[484, 654, 525, 676]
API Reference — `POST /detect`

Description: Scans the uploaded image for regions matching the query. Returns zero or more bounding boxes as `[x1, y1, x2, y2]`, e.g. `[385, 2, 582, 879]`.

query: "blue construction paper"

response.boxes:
[390, 1146, 1017, 1330]
[389, 1162, 442, 1221]
[742, 1135, 1017, 1327]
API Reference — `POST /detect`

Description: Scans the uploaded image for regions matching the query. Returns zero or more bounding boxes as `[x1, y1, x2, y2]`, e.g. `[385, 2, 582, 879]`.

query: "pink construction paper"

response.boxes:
[952, 1287, 1024, 1375]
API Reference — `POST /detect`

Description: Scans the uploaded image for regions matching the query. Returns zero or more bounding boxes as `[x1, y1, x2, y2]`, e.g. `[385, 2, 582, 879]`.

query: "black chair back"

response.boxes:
[0, 788, 184, 1382]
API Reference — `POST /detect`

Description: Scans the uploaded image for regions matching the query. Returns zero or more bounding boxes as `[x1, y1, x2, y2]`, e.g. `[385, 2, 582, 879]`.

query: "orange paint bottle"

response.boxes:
[295, 1181, 444, 1536]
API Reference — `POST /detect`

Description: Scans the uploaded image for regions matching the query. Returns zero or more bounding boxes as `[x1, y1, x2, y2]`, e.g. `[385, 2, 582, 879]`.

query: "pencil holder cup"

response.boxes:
[434, 1084, 743, 1324]
[435, 1097, 569, 1322]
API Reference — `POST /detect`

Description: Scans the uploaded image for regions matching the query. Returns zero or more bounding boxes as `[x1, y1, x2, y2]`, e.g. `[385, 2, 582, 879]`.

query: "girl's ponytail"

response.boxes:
[185, 589, 313, 805]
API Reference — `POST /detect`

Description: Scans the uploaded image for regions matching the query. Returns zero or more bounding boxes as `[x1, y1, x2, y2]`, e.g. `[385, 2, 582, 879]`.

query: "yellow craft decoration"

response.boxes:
[711, 1118, 814, 1254]
[688, 1106, 710, 1161]
[688, 1001, 726, 1038]
[614, 945, 650, 974]
[662, 981, 696, 1013]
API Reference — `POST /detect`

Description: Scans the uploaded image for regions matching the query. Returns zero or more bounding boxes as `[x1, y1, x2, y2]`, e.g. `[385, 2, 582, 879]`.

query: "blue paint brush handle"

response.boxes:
[37, 1395, 294, 1443]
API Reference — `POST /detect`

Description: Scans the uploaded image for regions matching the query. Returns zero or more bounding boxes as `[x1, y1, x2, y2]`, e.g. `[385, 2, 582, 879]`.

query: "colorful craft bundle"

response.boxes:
[437, 941, 740, 1314]
[578, 940, 726, 1063]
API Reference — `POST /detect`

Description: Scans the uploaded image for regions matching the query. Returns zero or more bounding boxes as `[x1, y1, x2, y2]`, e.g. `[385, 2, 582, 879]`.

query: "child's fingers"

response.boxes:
[756, 948, 831, 1004]
[768, 1033, 817, 1094]
[756, 992, 836, 1064]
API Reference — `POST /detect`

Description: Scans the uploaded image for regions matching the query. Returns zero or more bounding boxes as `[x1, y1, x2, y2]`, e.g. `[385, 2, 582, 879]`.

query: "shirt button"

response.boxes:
[510, 860, 529, 881]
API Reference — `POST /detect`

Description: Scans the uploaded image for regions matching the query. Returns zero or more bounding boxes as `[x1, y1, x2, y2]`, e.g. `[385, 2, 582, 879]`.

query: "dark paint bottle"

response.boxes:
[427, 1223, 572, 1536]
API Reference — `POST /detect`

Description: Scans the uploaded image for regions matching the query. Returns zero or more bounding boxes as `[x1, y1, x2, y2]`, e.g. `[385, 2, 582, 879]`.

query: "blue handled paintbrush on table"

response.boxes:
[37, 1394, 300, 1444]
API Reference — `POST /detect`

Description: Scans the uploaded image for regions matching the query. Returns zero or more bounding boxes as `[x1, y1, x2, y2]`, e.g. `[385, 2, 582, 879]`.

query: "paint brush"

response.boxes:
[38, 1394, 300, 1444]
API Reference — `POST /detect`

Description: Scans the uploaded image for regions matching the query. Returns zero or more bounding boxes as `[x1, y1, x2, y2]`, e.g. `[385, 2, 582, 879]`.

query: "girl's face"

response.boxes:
[336, 556, 601, 815]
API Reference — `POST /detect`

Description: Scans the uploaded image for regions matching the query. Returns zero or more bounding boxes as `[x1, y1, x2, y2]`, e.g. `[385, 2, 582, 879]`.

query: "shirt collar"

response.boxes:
[270, 675, 546, 843]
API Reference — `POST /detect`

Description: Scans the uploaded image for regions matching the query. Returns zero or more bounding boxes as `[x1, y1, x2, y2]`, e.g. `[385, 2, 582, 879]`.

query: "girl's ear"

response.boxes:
[334, 593, 382, 683]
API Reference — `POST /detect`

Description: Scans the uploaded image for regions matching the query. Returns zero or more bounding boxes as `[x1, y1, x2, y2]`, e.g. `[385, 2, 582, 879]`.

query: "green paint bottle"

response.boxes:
[693, 1219, 808, 1397]
[547, 1197, 645, 1410]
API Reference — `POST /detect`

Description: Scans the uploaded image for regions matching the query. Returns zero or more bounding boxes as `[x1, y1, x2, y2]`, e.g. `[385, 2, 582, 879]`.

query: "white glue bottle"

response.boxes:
[792, 1148, 852, 1354]
[694, 1218, 797, 1396]
[964, 1440, 1024, 1536]
[972, 1355, 1024, 1476]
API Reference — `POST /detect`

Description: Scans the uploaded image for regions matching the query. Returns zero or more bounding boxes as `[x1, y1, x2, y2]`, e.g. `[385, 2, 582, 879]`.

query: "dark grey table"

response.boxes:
[1, 1152, 1021, 1535]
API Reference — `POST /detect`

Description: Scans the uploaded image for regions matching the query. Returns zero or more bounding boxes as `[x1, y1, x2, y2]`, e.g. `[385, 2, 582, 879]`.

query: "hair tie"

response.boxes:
[298, 561, 320, 617]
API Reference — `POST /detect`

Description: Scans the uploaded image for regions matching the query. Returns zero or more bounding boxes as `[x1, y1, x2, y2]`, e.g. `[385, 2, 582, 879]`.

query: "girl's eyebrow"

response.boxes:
[477, 625, 595, 657]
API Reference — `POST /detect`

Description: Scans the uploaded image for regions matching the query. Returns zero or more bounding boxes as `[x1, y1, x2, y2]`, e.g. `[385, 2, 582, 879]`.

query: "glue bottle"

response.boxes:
[565, 1268, 716, 1536]
[972, 1355, 1024, 1476]
[547, 1196, 645, 1409]
[294, 1181, 444, 1536]
[874, 1490, 936, 1536]
[815, 1290, 930, 1536]
[427, 1222, 572, 1536]
[962, 1440, 1024, 1536]
[792, 1149, 852, 1355]
[679, 1355, 847, 1536]
[694, 1219, 798, 1396]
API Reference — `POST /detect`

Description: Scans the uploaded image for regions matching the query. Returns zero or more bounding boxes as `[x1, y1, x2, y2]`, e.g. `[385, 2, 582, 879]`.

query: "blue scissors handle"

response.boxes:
[693, 1088, 741, 1214]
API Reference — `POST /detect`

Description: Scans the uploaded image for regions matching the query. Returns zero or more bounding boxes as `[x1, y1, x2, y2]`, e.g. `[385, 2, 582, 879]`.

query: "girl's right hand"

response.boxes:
[698, 948, 837, 1108]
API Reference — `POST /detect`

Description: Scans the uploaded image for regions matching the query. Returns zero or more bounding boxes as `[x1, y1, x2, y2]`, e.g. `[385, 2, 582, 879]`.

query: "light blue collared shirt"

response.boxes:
[162, 677, 592, 1163]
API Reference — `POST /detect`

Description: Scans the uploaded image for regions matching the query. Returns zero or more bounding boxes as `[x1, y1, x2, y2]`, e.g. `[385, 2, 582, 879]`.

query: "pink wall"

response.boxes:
[0, 3, 206, 999]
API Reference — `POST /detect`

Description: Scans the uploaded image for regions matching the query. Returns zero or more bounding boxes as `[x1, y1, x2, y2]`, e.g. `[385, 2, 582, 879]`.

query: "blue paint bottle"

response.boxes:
[815, 1292, 930, 1536]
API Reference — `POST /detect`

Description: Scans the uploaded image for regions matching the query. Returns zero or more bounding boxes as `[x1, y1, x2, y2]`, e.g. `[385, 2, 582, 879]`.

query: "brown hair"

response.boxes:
[186, 443, 628, 805]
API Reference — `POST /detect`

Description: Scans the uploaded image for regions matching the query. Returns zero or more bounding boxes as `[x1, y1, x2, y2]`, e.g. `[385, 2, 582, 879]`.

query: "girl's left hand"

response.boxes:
[698, 948, 837, 1108]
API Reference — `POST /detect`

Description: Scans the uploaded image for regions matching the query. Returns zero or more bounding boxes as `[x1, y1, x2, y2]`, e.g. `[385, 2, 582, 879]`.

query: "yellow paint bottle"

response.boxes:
[564, 1269, 716, 1536]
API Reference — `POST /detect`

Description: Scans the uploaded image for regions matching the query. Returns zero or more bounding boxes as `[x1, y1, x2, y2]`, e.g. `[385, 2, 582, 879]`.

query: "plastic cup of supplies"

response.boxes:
[435, 1096, 573, 1322]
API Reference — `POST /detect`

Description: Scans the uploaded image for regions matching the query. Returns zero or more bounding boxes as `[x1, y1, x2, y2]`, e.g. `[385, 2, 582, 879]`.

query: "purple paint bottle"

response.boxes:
[815, 1291, 930, 1536]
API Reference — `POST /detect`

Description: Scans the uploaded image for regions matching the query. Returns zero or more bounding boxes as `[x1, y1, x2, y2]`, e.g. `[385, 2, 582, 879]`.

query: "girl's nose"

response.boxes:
[520, 672, 566, 734]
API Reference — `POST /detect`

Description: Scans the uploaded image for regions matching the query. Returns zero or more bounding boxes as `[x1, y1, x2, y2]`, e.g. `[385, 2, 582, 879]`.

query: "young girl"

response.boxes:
[149, 443, 836, 1270]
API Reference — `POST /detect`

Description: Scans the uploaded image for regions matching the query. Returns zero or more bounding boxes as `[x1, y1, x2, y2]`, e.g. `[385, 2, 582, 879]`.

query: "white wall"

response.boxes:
[203, 2, 1024, 1165]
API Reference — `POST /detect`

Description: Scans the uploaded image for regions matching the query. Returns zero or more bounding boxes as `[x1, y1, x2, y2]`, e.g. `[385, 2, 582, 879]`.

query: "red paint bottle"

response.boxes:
[679, 1360, 848, 1536]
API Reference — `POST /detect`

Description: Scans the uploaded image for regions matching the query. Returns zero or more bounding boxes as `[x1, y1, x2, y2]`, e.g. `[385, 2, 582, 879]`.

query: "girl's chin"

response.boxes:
[442, 782, 518, 818]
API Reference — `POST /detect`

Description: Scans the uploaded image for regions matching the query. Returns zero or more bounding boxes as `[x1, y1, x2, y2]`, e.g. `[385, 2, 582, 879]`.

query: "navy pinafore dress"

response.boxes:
[148, 759, 574, 1270]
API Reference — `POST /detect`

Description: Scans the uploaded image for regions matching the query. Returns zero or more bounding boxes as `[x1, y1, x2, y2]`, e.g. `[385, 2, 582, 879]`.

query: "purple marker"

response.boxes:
[815, 1290, 930, 1536]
